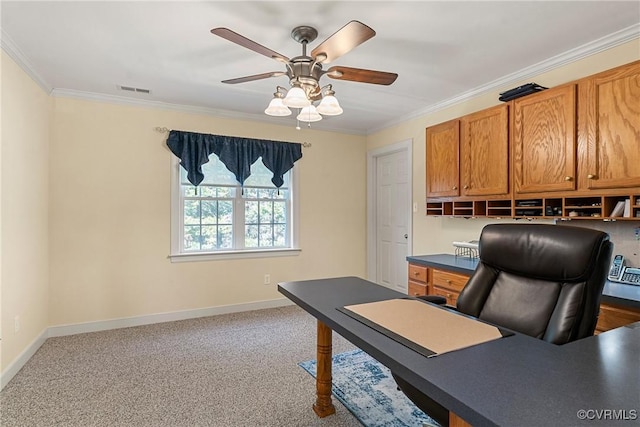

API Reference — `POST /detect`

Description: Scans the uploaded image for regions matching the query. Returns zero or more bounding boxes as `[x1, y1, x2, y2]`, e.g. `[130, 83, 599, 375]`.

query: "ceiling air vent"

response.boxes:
[117, 85, 151, 94]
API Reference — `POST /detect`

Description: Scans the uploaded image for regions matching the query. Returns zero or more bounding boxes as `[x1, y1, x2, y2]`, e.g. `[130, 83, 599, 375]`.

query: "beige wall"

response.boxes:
[366, 40, 640, 257]
[1, 52, 51, 372]
[48, 98, 367, 326]
[2, 35, 638, 375]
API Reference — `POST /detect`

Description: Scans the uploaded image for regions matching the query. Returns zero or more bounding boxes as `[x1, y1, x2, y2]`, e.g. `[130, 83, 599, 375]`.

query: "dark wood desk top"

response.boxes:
[279, 276, 640, 427]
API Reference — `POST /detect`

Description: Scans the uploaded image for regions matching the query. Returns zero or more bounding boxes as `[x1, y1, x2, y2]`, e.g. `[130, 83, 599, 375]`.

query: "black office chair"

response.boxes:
[393, 223, 613, 427]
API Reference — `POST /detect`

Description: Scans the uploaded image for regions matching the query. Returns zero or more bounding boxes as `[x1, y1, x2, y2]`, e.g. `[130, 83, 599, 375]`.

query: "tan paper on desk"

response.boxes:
[344, 299, 503, 356]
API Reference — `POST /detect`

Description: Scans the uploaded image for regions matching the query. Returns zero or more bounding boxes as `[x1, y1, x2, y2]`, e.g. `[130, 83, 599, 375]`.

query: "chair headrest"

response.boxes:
[478, 224, 610, 282]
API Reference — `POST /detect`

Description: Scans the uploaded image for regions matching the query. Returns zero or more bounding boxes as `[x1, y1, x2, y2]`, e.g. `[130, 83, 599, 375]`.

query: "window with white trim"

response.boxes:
[170, 153, 298, 259]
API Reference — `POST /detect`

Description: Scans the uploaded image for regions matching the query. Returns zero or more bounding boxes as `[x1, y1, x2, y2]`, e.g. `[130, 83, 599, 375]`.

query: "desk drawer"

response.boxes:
[432, 285, 458, 306]
[596, 303, 640, 332]
[408, 264, 428, 283]
[432, 269, 468, 293]
[408, 280, 428, 297]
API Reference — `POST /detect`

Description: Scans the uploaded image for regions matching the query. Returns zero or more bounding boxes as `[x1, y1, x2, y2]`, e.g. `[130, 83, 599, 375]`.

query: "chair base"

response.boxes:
[392, 372, 449, 427]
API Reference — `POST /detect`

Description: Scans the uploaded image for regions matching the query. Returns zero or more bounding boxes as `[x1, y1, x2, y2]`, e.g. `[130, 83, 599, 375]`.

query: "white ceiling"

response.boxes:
[2, 1, 639, 135]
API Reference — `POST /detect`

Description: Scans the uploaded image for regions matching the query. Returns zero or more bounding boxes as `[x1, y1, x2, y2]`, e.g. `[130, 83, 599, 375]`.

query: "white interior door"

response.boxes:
[368, 141, 411, 292]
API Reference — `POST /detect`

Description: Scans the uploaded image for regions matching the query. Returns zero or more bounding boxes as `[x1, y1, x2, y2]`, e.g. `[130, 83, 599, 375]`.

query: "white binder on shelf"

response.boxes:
[609, 200, 625, 217]
[623, 199, 631, 218]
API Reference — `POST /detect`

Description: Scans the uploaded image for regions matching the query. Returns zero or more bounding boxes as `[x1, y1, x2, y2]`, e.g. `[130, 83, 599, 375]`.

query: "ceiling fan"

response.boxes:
[210, 21, 398, 122]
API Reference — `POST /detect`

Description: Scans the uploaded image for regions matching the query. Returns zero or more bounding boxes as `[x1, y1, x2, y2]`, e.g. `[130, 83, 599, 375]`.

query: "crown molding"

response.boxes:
[50, 88, 364, 135]
[368, 23, 640, 135]
[1, 29, 52, 94]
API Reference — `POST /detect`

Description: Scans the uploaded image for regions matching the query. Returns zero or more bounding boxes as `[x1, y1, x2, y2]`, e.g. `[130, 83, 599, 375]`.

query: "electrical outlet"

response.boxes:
[264, 274, 271, 285]
[14, 316, 20, 333]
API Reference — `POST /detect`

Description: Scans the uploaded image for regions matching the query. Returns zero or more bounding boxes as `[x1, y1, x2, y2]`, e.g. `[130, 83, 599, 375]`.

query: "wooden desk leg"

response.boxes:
[312, 320, 336, 417]
[450, 412, 472, 427]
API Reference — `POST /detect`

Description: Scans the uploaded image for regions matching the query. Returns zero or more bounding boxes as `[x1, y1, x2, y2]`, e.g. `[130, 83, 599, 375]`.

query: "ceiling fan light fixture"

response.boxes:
[283, 85, 310, 108]
[297, 105, 323, 123]
[212, 21, 397, 129]
[264, 91, 292, 116]
[316, 87, 343, 116]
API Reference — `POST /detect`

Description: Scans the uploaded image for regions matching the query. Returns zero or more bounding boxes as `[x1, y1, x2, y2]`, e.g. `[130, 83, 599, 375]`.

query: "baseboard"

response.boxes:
[1, 298, 293, 391]
[47, 297, 293, 337]
[1, 328, 48, 390]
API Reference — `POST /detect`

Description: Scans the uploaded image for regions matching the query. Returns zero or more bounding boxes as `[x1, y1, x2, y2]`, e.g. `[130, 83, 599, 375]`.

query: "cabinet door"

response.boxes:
[426, 120, 460, 198]
[513, 84, 577, 194]
[595, 303, 640, 333]
[581, 61, 640, 190]
[460, 104, 509, 196]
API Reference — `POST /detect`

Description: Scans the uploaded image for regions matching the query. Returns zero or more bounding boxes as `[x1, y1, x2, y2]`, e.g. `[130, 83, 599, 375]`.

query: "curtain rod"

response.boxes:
[154, 127, 312, 148]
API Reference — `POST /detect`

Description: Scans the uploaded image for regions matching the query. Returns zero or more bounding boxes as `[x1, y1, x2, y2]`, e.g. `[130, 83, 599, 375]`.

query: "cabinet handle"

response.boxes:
[564, 176, 573, 181]
[447, 293, 452, 298]
[414, 271, 420, 276]
[587, 174, 597, 179]
[463, 185, 469, 189]
[446, 279, 452, 284]
[452, 186, 458, 190]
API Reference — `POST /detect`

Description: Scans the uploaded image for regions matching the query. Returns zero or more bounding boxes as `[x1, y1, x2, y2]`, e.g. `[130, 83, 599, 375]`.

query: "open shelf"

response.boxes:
[426, 194, 640, 220]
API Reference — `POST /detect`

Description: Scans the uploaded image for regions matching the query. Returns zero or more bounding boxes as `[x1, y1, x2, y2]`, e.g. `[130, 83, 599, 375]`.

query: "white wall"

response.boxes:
[1, 52, 50, 373]
[48, 98, 367, 327]
[366, 40, 640, 258]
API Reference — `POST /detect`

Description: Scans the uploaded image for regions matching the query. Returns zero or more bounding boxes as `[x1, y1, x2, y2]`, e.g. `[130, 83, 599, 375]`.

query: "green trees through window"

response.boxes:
[179, 154, 292, 253]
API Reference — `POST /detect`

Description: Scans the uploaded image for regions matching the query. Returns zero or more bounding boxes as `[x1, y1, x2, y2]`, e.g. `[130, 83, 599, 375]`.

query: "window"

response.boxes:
[170, 154, 299, 261]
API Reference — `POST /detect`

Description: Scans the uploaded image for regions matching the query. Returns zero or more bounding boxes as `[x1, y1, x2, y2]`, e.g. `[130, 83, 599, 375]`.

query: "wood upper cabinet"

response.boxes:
[426, 120, 460, 197]
[460, 104, 509, 196]
[579, 61, 640, 190]
[513, 84, 577, 194]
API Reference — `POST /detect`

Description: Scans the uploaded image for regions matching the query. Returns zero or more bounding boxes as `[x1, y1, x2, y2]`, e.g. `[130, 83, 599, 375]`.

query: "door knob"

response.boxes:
[404, 234, 408, 239]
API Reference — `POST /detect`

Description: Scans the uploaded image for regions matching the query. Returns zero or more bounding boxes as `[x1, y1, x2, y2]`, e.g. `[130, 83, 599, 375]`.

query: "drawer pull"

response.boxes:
[446, 279, 452, 284]
[587, 174, 596, 179]
[564, 176, 573, 181]
[414, 271, 420, 276]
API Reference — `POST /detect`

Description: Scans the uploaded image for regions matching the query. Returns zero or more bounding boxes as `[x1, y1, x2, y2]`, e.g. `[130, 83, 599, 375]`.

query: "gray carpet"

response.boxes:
[0, 305, 362, 427]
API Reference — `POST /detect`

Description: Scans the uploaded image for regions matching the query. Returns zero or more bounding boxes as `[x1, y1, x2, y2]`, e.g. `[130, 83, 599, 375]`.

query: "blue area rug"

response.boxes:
[299, 349, 439, 427]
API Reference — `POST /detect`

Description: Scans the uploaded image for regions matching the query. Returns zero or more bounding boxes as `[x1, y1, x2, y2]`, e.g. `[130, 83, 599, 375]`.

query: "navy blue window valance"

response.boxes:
[166, 130, 303, 188]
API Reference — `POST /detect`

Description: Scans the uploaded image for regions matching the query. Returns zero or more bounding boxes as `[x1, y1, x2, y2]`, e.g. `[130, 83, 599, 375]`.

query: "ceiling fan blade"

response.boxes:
[211, 28, 290, 63]
[222, 72, 286, 84]
[311, 21, 375, 64]
[326, 66, 398, 85]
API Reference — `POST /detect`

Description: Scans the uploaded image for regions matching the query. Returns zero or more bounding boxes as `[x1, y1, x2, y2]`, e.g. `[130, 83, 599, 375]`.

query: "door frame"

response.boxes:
[366, 139, 413, 283]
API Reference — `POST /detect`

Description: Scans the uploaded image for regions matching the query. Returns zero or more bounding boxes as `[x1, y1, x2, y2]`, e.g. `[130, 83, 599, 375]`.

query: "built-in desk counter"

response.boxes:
[407, 253, 640, 332]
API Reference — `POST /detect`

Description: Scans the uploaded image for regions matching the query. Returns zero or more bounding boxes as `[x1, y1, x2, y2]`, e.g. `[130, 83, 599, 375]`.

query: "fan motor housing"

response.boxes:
[288, 57, 323, 94]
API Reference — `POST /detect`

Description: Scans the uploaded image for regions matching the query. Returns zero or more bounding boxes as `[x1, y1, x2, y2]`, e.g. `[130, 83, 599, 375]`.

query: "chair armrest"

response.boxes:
[417, 295, 447, 305]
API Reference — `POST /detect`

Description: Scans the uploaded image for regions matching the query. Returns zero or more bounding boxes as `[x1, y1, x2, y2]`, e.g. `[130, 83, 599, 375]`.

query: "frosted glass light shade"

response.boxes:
[264, 98, 292, 116]
[316, 94, 343, 116]
[283, 86, 311, 108]
[296, 105, 323, 122]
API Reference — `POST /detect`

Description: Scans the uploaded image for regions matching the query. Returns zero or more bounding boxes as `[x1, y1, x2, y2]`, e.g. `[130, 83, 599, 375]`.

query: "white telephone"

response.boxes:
[608, 254, 640, 286]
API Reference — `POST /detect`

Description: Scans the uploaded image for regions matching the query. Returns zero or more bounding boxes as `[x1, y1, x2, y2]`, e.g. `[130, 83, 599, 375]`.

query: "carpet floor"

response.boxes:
[0, 305, 362, 427]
